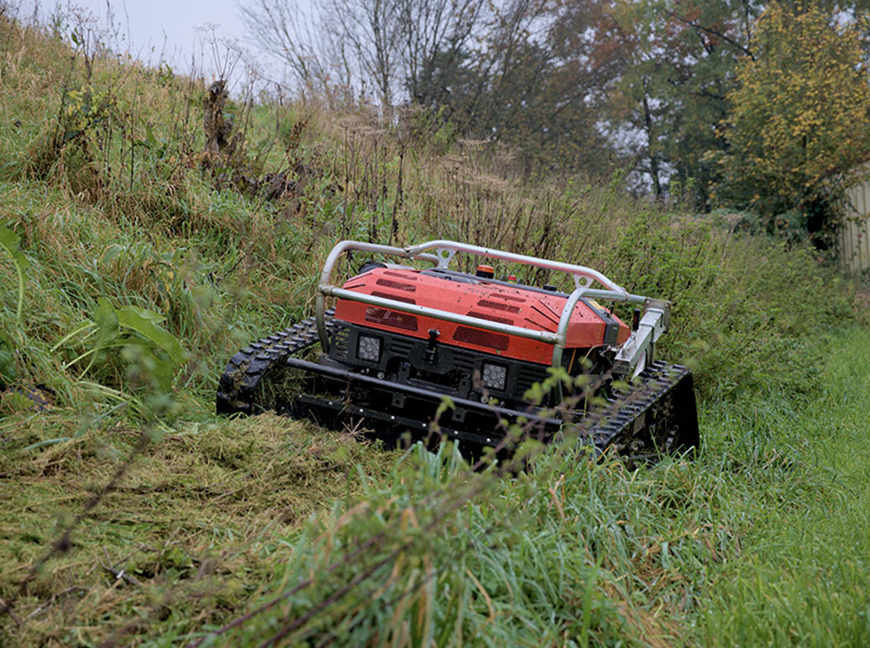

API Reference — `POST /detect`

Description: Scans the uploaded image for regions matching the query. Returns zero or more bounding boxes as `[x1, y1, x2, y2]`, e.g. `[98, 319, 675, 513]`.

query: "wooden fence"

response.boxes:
[840, 181, 870, 275]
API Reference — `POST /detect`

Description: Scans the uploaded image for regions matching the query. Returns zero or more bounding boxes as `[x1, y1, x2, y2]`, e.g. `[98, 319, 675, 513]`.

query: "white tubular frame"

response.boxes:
[315, 239, 666, 373]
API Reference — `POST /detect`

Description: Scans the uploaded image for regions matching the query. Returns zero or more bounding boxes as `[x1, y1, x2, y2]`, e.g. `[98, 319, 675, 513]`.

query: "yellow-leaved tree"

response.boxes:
[714, 2, 870, 249]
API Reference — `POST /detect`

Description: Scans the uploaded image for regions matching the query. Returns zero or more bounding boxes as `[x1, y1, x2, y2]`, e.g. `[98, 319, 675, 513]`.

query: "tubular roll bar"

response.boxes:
[315, 240, 665, 373]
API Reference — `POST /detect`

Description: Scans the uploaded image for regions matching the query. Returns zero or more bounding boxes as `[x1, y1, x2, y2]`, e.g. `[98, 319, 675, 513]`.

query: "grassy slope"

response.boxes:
[701, 328, 870, 646]
[0, 415, 397, 646]
[1, 9, 869, 647]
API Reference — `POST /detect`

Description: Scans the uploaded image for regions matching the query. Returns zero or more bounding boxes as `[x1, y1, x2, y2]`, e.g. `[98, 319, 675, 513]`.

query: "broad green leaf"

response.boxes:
[0, 224, 29, 320]
[94, 298, 120, 351]
[101, 244, 125, 265]
[116, 305, 186, 365]
[120, 342, 176, 392]
[0, 225, 28, 272]
[145, 124, 157, 148]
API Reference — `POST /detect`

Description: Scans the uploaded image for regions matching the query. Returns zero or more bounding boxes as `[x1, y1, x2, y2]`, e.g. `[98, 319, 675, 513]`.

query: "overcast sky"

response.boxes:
[14, 0, 300, 89]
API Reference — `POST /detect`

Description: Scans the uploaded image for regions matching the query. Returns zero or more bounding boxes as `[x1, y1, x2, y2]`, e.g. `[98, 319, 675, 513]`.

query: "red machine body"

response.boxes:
[334, 266, 630, 366]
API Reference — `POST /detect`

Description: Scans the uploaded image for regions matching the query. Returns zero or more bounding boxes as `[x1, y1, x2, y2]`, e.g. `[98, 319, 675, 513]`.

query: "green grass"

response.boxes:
[194, 330, 870, 647]
[699, 328, 870, 646]
[0, 413, 397, 646]
[1, 7, 870, 647]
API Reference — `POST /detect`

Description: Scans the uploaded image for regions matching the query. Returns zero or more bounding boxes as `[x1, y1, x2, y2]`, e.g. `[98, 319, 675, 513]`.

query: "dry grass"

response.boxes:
[0, 410, 394, 646]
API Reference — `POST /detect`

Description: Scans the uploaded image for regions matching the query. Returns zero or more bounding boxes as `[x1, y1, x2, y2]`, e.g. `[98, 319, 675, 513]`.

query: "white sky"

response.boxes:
[13, 0, 303, 90]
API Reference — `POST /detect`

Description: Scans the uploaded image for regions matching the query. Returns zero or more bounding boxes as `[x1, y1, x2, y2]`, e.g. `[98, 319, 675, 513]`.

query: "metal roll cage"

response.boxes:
[315, 240, 669, 376]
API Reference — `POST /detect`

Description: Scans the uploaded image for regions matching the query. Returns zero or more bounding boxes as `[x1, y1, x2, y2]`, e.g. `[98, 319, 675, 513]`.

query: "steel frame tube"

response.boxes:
[284, 356, 563, 427]
[315, 239, 655, 359]
[407, 239, 627, 294]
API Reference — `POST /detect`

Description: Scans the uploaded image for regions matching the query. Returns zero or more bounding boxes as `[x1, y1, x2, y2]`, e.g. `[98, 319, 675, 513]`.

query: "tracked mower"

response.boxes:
[217, 240, 699, 459]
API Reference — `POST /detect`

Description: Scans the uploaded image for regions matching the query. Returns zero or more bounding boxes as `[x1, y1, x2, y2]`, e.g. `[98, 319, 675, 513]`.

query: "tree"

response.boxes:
[396, 0, 483, 105]
[596, 0, 766, 202]
[595, 0, 868, 206]
[240, 0, 330, 96]
[242, 0, 485, 111]
[409, 0, 620, 173]
[714, 2, 870, 247]
[320, 0, 402, 108]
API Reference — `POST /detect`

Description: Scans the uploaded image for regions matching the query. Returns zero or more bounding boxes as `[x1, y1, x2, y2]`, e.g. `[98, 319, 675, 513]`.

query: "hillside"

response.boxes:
[1, 10, 869, 647]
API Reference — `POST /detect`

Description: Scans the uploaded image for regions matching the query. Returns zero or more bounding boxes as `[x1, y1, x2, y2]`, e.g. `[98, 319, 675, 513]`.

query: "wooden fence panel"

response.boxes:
[840, 182, 870, 275]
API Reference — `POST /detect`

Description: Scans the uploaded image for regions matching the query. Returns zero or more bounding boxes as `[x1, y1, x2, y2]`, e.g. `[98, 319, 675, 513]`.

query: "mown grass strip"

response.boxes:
[700, 328, 870, 647]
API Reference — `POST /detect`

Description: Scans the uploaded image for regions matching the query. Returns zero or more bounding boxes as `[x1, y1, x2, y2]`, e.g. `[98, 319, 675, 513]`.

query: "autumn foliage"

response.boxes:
[714, 3, 870, 246]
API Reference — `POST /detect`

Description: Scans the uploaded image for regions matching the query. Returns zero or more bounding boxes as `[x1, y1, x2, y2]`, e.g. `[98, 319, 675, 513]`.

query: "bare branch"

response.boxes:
[665, 9, 756, 60]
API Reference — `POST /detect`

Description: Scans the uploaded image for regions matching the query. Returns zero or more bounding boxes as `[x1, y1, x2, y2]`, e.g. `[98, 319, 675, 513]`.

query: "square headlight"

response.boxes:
[357, 334, 382, 363]
[481, 362, 508, 392]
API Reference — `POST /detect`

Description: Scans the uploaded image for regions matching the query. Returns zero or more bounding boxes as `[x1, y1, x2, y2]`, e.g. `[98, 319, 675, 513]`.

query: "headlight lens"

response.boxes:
[481, 363, 508, 392]
[357, 334, 382, 363]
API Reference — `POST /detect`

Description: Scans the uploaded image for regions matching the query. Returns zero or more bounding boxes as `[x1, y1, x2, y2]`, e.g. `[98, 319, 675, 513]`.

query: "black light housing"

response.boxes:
[357, 334, 382, 363]
[481, 362, 508, 391]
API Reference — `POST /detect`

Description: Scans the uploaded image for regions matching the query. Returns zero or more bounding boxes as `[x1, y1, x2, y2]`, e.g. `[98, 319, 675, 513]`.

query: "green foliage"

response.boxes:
[214, 443, 641, 646]
[58, 298, 188, 393]
[700, 328, 870, 645]
[0, 224, 29, 320]
[0, 329, 14, 385]
[59, 83, 117, 145]
[594, 0, 751, 201]
[714, 2, 870, 248]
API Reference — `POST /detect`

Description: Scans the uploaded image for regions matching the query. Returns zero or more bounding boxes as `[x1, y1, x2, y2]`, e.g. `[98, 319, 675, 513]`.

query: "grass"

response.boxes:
[0, 412, 396, 646]
[145, 330, 870, 647]
[699, 328, 870, 646]
[1, 5, 870, 646]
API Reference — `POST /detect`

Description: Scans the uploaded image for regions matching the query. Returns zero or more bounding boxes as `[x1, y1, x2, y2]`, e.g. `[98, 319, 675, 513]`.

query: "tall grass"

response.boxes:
[179, 329, 870, 647]
[0, 4, 859, 405]
[0, 7, 868, 647]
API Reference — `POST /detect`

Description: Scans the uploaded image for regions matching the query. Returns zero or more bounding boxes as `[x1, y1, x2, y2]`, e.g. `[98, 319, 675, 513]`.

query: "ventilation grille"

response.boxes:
[439, 345, 477, 374]
[466, 311, 514, 326]
[388, 337, 415, 356]
[371, 290, 417, 304]
[477, 299, 521, 313]
[376, 278, 416, 292]
[516, 364, 548, 395]
[452, 356, 476, 375]
[453, 327, 509, 351]
[365, 307, 419, 331]
[331, 324, 351, 360]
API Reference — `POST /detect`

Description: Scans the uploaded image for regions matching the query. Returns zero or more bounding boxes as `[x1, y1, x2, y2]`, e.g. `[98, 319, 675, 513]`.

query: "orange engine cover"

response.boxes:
[334, 267, 630, 366]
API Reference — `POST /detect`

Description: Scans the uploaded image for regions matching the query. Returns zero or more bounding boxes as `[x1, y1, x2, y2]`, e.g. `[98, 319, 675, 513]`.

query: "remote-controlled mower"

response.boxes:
[217, 240, 699, 459]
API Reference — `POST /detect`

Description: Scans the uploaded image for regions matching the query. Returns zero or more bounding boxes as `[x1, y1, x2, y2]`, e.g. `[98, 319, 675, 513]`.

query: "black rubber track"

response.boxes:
[216, 312, 333, 416]
[216, 314, 698, 458]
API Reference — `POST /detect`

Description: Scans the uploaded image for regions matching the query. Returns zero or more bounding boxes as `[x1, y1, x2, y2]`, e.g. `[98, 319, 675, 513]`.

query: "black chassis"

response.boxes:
[281, 318, 607, 448]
